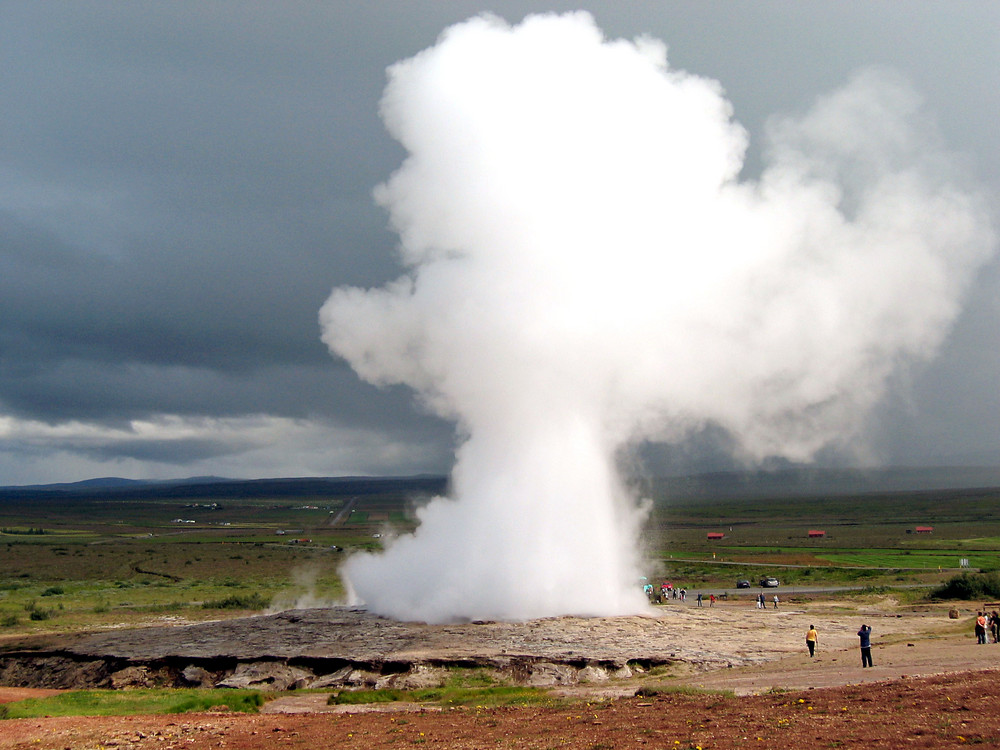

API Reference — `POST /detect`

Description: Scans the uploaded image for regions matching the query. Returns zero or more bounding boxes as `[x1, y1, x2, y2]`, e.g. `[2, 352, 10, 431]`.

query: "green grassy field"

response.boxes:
[643, 484, 1000, 590]
[0, 689, 264, 718]
[0, 480, 429, 636]
[1, 476, 999, 637]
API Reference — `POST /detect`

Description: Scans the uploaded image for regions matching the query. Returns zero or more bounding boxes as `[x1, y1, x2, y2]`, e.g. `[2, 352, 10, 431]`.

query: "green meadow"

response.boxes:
[0, 478, 430, 636]
[645, 482, 1000, 590]
[1, 475, 999, 637]
[0, 689, 264, 719]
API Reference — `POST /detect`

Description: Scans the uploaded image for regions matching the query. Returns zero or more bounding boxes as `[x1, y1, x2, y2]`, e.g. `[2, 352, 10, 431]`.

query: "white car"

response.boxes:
[759, 577, 779, 587]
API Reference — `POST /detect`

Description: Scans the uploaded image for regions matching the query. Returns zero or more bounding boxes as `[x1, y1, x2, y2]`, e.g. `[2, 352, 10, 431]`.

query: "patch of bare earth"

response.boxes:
[2, 671, 998, 749]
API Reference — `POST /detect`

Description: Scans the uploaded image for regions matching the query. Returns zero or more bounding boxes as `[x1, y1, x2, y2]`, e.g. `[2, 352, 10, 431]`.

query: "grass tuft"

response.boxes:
[201, 593, 270, 610]
[0, 689, 264, 719]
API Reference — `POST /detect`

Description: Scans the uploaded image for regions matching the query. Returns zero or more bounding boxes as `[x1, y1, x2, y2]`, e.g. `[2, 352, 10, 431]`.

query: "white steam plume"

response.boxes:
[320, 12, 995, 623]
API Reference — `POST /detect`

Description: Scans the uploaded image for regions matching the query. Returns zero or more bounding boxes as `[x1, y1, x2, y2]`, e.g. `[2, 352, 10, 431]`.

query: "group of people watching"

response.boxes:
[644, 582, 689, 604]
[974, 610, 1000, 644]
[644, 583, 730, 606]
[645, 585, 1000, 665]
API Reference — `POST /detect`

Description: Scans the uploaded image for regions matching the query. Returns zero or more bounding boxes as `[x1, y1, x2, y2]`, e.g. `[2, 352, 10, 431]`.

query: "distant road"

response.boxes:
[328, 496, 359, 527]
[674, 583, 937, 599]
[666, 556, 963, 572]
[657, 557, 949, 599]
[89, 529, 203, 544]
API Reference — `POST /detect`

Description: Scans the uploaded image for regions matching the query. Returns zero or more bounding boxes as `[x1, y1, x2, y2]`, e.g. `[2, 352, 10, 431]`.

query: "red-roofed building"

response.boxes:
[706, 532, 725, 540]
[808, 530, 826, 538]
[915, 526, 934, 533]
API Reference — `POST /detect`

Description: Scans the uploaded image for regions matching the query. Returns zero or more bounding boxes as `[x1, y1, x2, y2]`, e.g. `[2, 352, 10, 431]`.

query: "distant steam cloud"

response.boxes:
[320, 12, 995, 622]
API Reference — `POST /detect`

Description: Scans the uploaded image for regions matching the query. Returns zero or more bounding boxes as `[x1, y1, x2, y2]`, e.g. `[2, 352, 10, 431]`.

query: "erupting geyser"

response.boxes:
[320, 12, 995, 623]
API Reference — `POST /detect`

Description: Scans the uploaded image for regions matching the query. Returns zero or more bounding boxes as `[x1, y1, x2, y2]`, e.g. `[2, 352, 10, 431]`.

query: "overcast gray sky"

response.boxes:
[1, 2, 998, 485]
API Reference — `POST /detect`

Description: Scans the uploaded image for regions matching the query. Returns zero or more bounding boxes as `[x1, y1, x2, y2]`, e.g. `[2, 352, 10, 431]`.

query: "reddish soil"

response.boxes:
[1, 670, 998, 749]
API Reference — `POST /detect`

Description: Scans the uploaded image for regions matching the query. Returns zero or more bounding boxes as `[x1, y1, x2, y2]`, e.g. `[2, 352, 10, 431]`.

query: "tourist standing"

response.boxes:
[858, 624, 873, 667]
[806, 625, 818, 657]
[772, 594, 779, 609]
[976, 612, 988, 644]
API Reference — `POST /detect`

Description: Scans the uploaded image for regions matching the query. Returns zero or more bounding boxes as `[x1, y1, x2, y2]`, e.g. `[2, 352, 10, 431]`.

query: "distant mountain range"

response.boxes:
[0, 475, 449, 501]
[3, 466, 1000, 502]
[12, 476, 232, 491]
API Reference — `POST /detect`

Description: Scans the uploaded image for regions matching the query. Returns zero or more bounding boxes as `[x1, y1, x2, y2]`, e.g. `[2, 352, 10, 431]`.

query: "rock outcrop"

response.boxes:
[0, 606, 757, 691]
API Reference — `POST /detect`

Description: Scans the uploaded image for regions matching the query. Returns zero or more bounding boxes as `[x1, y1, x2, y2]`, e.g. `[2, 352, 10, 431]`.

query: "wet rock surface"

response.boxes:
[63, 608, 707, 664]
[2, 602, 949, 693]
[0, 606, 746, 691]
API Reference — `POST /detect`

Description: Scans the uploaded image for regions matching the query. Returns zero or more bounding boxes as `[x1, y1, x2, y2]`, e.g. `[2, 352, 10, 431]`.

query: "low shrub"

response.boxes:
[201, 593, 270, 610]
[859, 585, 891, 595]
[931, 571, 1000, 600]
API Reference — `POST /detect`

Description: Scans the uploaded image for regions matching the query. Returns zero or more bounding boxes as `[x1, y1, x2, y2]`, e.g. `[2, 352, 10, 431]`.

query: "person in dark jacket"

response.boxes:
[858, 624, 873, 667]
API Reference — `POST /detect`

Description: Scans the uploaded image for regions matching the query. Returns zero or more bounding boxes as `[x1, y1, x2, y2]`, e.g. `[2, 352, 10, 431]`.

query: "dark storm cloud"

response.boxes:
[0, 3, 447, 482]
[74, 436, 248, 466]
[0, 2, 998, 484]
[1, 6, 400, 408]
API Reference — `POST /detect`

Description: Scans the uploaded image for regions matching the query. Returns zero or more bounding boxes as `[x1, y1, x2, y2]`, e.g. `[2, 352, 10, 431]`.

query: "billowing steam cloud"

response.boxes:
[320, 12, 995, 623]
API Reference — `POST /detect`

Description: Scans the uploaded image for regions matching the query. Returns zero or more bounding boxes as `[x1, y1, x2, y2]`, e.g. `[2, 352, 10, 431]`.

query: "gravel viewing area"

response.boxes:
[0, 597, 966, 693]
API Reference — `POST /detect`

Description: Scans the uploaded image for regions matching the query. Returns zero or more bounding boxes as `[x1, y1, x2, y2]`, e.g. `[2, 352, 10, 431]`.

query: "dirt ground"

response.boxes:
[2, 598, 999, 749]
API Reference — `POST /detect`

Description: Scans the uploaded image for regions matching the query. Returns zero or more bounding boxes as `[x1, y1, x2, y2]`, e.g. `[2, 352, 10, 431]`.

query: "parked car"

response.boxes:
[736, 580, 751, 588]
[759, 577, 780, 587]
